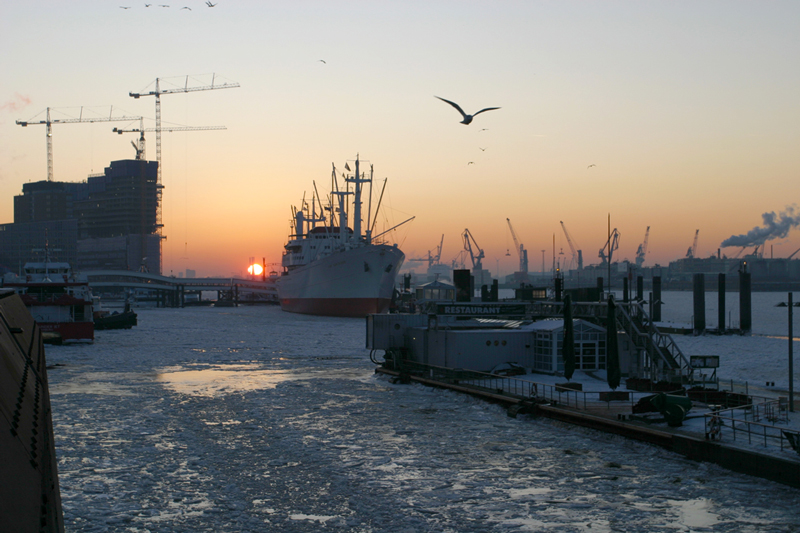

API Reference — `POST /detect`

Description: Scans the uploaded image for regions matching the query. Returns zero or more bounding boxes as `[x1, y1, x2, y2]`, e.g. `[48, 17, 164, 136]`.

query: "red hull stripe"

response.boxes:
[280, 298, 391, 317]
[38, 322, 94, 341]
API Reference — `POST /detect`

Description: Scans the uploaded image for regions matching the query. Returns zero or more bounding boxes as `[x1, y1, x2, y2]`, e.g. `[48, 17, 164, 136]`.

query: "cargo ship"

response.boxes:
[277, 156, 409, 317]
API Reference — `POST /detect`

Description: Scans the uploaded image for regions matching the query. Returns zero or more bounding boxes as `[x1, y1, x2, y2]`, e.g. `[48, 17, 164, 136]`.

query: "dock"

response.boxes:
[375, 365, 800, 489]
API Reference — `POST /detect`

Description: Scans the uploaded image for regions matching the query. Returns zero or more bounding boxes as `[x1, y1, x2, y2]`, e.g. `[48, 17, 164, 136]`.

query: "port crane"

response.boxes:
[686, 229, 699, 258]
[462, 229, 485, 272]
[506, 218, 529, 282]
[635, 226, 650, 268]
[598, 228, 620, 265]
[560, 221, 582, 271]
[16, 106, 141, 181]
[407, 235, 445, 267]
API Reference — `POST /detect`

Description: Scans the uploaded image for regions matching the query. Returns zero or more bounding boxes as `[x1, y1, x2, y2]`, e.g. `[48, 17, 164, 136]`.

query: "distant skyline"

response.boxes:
[2, 1, 799, 277]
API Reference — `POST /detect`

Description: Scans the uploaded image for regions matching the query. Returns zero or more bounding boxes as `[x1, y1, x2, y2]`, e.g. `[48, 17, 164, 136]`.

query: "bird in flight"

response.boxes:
[318, 59, 326, 64]
[435, 96, 500, 125]
[120, 5, 131, 8]
[181, 5, 191, 9]
[145, 3, 152, 6]
[468, 162, 475, 165]
[587, 164, 596, 169]
[479, 147, 487, 151]
[206, 1, 217, 6]
[479, 128, 489, 132]
[159, 4, 169, 6]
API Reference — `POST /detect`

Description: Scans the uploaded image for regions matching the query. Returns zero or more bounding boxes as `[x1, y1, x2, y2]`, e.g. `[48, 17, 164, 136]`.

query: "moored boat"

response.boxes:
[276, 155, 410, 317]
[3, 256, 94, 342]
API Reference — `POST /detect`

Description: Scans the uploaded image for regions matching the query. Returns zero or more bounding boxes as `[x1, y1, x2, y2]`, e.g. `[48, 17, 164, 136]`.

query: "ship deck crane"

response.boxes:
[635, 226, 650, 267]
[560, 221, 582, 270]
[506, 218, 529, 280]
[16, 106, 141, 181]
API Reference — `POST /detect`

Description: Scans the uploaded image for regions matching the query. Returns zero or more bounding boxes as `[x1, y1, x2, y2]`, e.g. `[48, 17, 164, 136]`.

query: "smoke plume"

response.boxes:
[720, 205, 800, 248]
[1, 93, 32, 113]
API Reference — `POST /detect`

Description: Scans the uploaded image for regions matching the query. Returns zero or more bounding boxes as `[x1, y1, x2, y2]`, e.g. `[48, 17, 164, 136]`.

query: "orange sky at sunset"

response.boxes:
[2, 2, 798, 277]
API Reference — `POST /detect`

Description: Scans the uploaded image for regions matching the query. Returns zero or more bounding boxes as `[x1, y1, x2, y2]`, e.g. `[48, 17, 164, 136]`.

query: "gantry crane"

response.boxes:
[506, 218, 529, 282]
[686, 229, 699, 258]
[16, 106, 141, 181]
[635, 226, 650, 268]
[560, 221, 582, 271]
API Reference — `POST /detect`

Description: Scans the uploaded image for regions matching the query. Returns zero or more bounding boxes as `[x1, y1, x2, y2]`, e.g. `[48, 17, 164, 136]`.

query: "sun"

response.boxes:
[248, 263, 264, 276]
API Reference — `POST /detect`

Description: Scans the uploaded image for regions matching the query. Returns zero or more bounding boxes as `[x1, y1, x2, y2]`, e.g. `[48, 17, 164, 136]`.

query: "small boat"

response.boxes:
[3, 250, 94, 342]
[94, 305, 138, 330]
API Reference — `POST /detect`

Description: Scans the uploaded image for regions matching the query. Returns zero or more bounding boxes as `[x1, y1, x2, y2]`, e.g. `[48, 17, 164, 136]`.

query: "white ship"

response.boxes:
[277, 156, 410, 317]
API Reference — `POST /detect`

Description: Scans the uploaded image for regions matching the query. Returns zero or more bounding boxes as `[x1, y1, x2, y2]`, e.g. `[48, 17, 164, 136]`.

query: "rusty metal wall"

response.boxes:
[0, 289, 64, 533]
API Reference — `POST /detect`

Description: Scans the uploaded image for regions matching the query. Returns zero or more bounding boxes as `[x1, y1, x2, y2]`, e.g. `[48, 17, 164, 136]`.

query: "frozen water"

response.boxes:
[46, 299, 800, 532]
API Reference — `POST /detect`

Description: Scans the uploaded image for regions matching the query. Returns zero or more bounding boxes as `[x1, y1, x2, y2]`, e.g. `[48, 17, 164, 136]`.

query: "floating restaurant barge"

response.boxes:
[367, 301, 800, 489]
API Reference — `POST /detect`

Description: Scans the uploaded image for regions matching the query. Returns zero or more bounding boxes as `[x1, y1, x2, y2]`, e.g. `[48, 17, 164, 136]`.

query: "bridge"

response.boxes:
[84, 270, 278, 307]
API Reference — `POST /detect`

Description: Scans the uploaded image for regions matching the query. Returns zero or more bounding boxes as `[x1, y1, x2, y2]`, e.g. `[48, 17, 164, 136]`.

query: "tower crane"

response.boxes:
[635, 226, 650, 268]
[560, 221, 582, 270]
[112, 120, 227, 160]
[129, 74, 239, 273]
[129, 74, 239, 187]
[506, 218, 529, 282]
[686, 229, 699, 258]
[16, 106, 141, 181]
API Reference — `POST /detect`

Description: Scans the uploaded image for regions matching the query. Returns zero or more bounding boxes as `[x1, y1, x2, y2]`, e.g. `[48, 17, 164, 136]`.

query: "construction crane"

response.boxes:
[598, 228, 620, 265]
[686, 229, 699, 258]
[129, 74, 239, 186]
[16, 106, 141, 181]
[506, 218, 529, 282]
[635, 226, 650, 268]
[560, 221, 582, 271]
[462, 228, 485, 272]
[113, 120, 227, 160]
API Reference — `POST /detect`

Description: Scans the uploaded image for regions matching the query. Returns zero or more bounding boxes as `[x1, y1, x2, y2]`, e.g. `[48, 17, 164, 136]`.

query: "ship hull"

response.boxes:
[277, 244, 404, 317]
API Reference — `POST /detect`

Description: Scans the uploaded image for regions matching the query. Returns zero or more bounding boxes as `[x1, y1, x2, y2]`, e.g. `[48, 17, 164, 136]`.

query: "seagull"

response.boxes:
[318, 59, 326, 64]
[479, 147, 487, 151]
[181, 5, 191, 9]
[479, 128, 489, 132]
[587, 164, 596, 169]
[145, 3, 152, 6]
[120, 5, 131, 8]
[159, 4, 169, 6]
[206, 1, 216, 6]
[468, 161, 475, 165]
[435, 96, 500, 125]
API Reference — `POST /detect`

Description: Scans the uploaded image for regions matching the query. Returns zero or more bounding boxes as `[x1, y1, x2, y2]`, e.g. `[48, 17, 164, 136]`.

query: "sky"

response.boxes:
[1, 1, 799, 278]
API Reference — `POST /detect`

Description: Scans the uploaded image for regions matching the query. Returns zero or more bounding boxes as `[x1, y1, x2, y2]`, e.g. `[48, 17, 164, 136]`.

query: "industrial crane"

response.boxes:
[407, 235, 445, 267]
[560, 221, 582, 271]
[462, 229, 485, 272]
[635, 226, 650, 268]
[129, 74, 239, 197]
[16, 106, 141, 181]
[686, 229, 699, 258]
[506, 218, 529, 282]
[113, 120, 227, 160]
[598, 228, 620, 264]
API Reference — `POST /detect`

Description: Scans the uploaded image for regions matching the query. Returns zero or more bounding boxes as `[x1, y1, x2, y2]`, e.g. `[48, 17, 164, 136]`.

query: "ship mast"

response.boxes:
[346, 155, 371, 244]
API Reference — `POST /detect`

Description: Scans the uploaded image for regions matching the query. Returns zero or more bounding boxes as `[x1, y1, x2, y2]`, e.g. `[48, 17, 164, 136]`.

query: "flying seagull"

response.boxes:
[587, 164, 596, 169]
[318, 59, 326, 64]
[435, 96, 500, 125]
[120, 5, 131, 8]
[206, 1, 217, 6]
[181, 5, 191, 9]
[479, 128, 488, 132]
[468, 161, 475, 165]
[479, 147, 487, 151]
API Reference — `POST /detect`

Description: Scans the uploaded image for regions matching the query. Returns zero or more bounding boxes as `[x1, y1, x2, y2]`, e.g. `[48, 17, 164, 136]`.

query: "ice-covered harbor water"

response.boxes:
[47, 292, 800, 532]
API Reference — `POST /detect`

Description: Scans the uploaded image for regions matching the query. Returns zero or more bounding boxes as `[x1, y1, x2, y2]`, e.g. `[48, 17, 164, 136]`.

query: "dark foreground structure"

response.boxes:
[0, 290, 64, 532]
